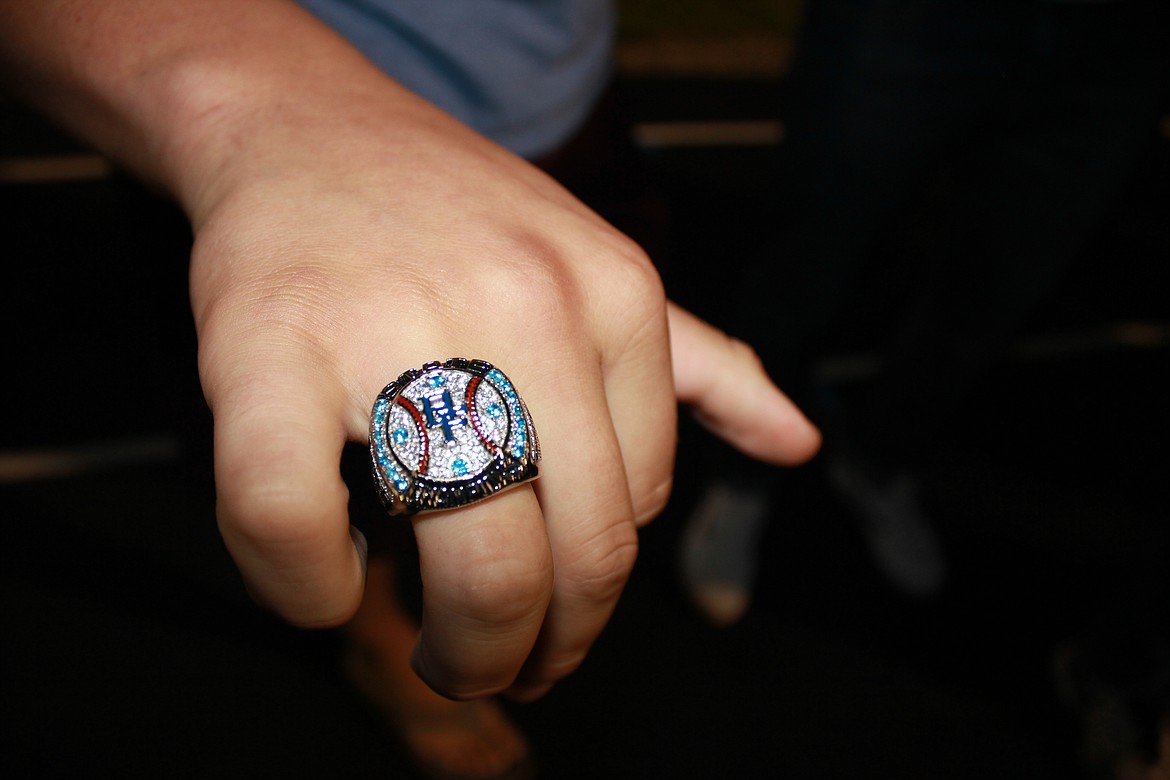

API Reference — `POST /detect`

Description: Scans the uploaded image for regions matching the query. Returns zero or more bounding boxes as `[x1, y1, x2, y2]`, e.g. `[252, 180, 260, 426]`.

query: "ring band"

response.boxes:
[369, 358, 540, 515]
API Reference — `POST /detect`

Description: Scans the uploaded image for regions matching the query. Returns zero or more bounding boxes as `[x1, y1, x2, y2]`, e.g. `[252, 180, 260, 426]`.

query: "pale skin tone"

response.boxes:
[0, 0, 821, 701]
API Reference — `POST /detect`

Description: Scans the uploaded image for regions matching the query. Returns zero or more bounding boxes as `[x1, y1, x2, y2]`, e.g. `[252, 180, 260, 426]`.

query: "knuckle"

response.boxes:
[510, 261, 581, 321]
[216, 475, 360, 630]
[195, 269, 348, 392]
[560, 521, 639, 605]
[621, 243, 664, 298]
[463, 238, 587, 345]
[218, 468, 346, 552]
[724, 333, 766, 371]
[592, 250, 667, 355]
[704, 335, 767, 401]
[605, 247, 664, 317]
[230, 265, 347, 337]
[446, 552, 554, 628]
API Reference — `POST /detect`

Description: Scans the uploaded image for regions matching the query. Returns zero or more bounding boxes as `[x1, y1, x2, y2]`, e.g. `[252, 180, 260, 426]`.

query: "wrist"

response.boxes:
[135, 11, 412, 227]
[1, 0, 449, 227]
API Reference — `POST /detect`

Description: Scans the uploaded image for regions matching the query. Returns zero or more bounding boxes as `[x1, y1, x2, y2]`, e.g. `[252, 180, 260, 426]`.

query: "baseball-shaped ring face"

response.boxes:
[370, 359, 540, 515]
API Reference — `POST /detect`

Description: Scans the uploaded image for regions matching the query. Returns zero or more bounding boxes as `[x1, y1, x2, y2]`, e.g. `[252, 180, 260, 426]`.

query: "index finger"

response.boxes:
[668, 302, 822, 465]
[210, 357, 366, 628]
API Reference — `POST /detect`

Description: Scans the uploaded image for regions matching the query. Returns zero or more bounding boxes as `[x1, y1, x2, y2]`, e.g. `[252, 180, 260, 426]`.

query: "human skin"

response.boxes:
[0, 0, 820, 701]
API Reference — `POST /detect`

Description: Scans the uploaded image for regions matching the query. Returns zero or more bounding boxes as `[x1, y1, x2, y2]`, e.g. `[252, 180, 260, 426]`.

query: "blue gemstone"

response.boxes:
[486, 403, 503, 419]
[452, 459, 468, 476]
[511, 445, 525, 458]
[427, 374, 446, 388]
[392, 427, 409, 445]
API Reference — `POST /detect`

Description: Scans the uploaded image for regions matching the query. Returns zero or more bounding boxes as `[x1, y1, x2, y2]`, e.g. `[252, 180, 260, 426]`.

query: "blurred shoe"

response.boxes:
[825, 452, 946, 597]
[1054, 639, 1170, 780]
[679, 480, 771, 628]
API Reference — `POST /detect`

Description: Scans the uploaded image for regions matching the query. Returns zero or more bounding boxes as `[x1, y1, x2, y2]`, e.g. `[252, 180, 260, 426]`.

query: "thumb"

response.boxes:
[668, 301, 821, 466]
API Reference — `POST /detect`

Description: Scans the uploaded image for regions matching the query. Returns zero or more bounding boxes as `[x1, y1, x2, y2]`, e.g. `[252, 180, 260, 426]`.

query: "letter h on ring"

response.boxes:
[421, 389, 467, 443]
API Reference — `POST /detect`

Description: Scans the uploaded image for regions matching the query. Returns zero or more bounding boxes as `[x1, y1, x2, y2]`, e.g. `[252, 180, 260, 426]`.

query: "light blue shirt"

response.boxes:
[296, 0, 616, 158]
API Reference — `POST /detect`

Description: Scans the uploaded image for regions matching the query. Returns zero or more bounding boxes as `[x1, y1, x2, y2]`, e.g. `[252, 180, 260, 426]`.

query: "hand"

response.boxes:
[0, 0, 820, 701]
[190, 94, 818, 702]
